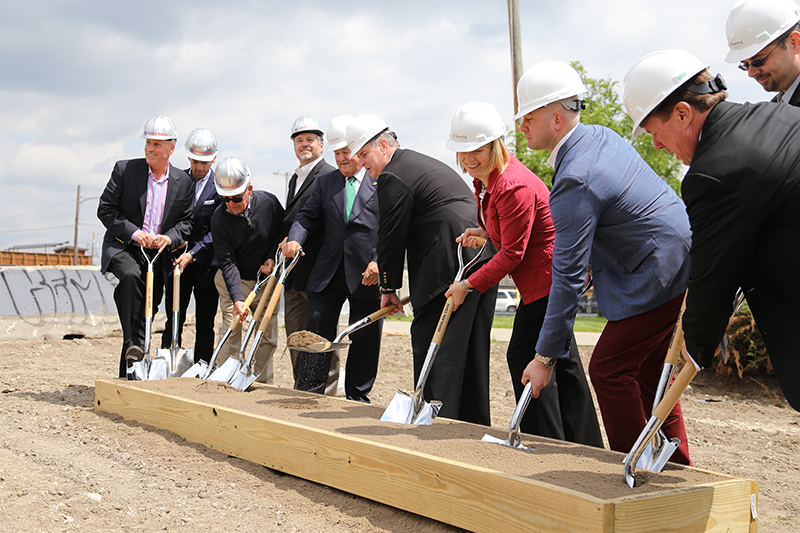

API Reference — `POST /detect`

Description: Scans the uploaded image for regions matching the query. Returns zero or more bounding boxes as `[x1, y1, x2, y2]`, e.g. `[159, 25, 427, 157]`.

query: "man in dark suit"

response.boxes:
[97, 115, 195, 377]
[281, 116, 337, 390]
[160, 128, 223, 364]
[624, 49, 800, 413]
[282, 115, 382, 402]
[347, 114, 498, 426]
[724, 0, 800, 105]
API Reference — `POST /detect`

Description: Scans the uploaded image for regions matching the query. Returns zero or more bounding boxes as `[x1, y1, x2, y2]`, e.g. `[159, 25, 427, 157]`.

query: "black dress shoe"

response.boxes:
[125, 345, 145, 362]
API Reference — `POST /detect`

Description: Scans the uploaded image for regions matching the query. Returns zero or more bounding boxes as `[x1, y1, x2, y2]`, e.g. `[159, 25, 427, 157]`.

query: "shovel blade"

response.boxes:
[168, 349, 194, 378]
[229, 369, 260, 391]
[634, 436, 681, 472]
[480, 433, 532, 450]
[380, 391, 441, 425]
[208, 357, 241, 383]
[182, 360, 208, 378]
[128, 357, 168, 381]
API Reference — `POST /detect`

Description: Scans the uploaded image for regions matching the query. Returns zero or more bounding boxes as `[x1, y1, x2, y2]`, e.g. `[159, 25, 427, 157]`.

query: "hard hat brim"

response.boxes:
[445, 134, 501, 153]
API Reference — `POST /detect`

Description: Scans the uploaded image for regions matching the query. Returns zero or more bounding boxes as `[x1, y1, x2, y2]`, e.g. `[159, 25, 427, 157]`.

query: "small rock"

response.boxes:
[86, 492, 102, 503]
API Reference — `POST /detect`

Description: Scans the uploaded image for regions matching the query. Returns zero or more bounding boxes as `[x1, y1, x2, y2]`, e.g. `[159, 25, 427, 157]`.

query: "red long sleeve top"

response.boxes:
[466, 155, 554, 304]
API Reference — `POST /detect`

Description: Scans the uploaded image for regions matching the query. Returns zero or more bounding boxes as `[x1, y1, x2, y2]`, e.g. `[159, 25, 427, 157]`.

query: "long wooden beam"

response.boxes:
[94, 379, 757, 532]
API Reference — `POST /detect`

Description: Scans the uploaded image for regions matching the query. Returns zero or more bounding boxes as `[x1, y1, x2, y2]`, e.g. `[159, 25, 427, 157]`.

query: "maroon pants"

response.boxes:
[588, 294, 692, 465]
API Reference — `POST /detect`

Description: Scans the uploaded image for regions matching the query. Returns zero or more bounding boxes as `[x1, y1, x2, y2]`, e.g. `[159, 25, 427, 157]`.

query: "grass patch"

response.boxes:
[387, 313, 607, 332]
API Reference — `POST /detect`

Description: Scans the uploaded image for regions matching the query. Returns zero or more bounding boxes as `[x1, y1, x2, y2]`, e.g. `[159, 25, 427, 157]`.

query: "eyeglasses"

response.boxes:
[223, 194, 245, 203]
[738, 41, 781, 71]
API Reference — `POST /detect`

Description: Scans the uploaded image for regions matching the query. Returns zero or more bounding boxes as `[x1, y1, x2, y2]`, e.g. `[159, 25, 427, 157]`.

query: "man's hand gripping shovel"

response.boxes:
[381, 238, 487, 425]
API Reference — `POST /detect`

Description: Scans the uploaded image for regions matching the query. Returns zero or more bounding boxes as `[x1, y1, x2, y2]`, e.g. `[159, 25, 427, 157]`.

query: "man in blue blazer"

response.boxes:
[97, 115, 195, 377]
[161, 129, 223, 364]
[515, 62, 693, 465]
[283, 115, 382, 402]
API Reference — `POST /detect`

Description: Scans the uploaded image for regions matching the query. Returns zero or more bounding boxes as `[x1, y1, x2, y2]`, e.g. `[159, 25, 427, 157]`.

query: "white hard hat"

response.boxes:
[290, 115, 324, 139]
[623, 50, 709, 138]
[326, 115, 354, 151]
[514, 61, 587, 120]
[346, 114, 389, 155]
[446, 102, 506, 152]
[725, 0, 800, 64]
[184, 128, 219, 162]
[214, 157, 251, 197]
[141, 115, 178, 140]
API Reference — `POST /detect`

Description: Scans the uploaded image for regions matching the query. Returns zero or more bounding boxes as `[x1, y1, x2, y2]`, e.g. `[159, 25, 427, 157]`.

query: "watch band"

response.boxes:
[534, 354, 557, 368]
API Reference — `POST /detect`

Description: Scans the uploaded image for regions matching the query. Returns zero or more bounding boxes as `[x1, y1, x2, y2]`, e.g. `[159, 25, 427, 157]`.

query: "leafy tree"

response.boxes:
[511, 61, 683, 194]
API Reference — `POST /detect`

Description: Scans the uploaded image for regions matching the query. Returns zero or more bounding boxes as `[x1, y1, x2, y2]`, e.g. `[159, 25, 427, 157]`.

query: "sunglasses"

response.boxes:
[738, 40, 782, 71]
[223, 194, 245, 203]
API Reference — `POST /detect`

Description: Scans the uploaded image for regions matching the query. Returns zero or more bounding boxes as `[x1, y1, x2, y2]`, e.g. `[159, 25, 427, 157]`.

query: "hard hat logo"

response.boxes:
[214, 157, 251, 197]
[725, 0, 800, 63]
[141, 115, 178, 141]
[184, 128, 219, 162]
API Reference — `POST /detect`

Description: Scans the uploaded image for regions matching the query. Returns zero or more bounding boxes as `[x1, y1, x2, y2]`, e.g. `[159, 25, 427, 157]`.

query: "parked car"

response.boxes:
[495, 290, 518, 313]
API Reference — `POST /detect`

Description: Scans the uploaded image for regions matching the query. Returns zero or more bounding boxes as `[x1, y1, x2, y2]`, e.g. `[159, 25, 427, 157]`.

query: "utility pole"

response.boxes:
[508, 0, 524, 125]
[73, 185, 81, 265]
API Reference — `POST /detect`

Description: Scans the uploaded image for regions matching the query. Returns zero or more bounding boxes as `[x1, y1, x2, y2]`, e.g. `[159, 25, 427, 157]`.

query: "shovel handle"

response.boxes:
[653, 361, 697, 421]
[257, 282, 284, 333]
[172, 266, 181, 313]
[250, 276, 278, 324]
[226, 287, 259, 330]
[369, 296, 411, 322]
[145, 270, 154, 319]
[662, 293, 687, 367]
[431, 295, 455, 345]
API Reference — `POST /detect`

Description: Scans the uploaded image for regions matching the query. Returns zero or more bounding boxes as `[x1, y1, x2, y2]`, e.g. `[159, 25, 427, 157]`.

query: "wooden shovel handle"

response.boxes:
[431, 295, 455, 345]
[369, 296, 411, 322]
[663, 293, 687, 367]
[145, 270, 154, 319]
[653, 361, 697, 421]
[250, 276, 278, 324]
[257, 282, 285, 333]
[172, 266, 181, 313]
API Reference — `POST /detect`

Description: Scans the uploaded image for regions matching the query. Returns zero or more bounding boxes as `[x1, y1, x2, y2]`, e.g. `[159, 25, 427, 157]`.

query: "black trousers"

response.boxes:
[506, 296, 603, 447]
[161, 264, 219, 364]
[108, 247, 165, 378]
[410, 284, 497, 426]
[294, 263, 381, 402]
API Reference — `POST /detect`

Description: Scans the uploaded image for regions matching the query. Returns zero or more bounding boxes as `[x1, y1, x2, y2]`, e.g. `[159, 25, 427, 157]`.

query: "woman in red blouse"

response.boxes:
[444, 102, 602, 446]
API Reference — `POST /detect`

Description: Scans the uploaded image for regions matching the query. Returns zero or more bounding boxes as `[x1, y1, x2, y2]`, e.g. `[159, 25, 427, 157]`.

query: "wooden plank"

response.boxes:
[94, 379, 756, 532]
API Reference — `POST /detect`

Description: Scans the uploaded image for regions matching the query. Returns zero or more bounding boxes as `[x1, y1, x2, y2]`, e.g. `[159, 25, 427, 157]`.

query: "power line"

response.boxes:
[0, 224, 74, 234]
[0, 199, 80, 222]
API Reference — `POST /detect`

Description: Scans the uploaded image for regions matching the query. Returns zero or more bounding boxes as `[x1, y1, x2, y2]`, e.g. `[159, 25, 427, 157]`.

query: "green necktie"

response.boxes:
[345, 176, 357, 223]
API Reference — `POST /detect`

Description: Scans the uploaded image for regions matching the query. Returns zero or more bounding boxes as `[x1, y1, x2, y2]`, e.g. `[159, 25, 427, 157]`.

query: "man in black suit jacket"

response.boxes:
[160, 128, 223, 363]
[724, 0, 800, 106]
[624, 50, 800, 412]
[283, 115, 382, 402]
[97, 115, 195, 377]
[281, 116, 337, 389]
[347, 114, 498, 426]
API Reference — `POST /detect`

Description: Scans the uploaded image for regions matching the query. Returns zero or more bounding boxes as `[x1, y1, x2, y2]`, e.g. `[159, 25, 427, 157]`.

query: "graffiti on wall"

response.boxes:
[0, 268, 119, 327]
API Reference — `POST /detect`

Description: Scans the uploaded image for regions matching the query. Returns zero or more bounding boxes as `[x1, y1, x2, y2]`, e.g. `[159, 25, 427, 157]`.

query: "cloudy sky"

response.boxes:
[0, 0, 771, 259]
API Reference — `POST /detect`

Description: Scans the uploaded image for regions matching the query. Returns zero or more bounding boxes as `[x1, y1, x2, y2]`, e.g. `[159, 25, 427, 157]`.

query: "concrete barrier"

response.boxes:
[0, 266, 121, 339]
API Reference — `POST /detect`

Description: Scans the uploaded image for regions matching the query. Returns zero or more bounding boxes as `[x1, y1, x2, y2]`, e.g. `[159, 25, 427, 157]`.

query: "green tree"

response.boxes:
[511, 61, 683, 194]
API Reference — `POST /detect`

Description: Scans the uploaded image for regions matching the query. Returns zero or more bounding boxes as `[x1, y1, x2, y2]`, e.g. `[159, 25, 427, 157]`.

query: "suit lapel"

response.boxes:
[137, 160, 149, 217]
[553, 123, 587, 177]
[161, 165, 180, 226]
[194, 171, 215, 216]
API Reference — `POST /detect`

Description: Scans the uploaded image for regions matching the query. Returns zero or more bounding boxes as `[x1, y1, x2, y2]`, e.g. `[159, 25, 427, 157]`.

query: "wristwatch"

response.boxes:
[187, 250, 196, 263]
[534, 354, 557, 368]
[380, 287, 396, 295]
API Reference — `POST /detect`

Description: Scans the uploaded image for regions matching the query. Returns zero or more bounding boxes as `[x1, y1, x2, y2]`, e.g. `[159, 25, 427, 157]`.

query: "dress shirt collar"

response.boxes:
[148, 165, 170, 183]
[194, 173, 210, 203]
[294, 155, 324, 189]
[547, 122, 580, 168]
[777, 73, 800, 104]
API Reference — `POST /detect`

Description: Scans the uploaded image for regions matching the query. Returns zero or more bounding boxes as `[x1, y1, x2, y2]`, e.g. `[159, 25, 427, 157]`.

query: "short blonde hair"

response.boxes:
[456, 137, 510, 181]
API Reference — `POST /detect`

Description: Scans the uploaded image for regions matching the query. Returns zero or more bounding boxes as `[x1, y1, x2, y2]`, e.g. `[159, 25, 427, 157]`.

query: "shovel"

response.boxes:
[381, 240, 487, 425]
[621, 293, 687, 478]
[481, 381, 534, 449]
[182, 267, 271, 379]
[155, 265, 194, 377]
[127, 245, 167, 381]
[480, 278, 594, 449]
[289, 296, 412, 353]
[211, 253, 288, 385]
[227, 251, 302, 390]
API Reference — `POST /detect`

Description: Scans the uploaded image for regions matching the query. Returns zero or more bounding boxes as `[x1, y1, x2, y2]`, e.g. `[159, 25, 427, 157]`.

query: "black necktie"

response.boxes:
[287, 173, 298, 204]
